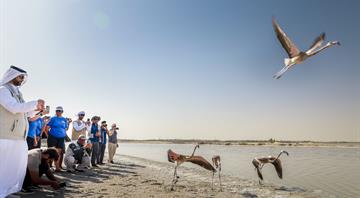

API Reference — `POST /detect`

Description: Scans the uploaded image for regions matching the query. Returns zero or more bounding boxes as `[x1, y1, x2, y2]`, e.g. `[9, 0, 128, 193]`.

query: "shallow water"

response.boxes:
[116, 143, 360, 198]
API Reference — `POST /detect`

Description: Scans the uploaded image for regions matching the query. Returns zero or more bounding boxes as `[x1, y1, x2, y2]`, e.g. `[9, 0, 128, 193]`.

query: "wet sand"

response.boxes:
[17, 154, 320, 198]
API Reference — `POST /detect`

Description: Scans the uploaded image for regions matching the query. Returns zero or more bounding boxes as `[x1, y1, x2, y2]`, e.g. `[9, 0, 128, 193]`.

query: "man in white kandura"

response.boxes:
[0, 66, 45, 197]
[71, 111, 90, 141]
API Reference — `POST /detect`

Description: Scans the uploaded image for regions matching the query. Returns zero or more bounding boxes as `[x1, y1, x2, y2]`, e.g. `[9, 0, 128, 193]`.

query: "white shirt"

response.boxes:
[73, 120, 88, 131]
[0, 86, 37, 115]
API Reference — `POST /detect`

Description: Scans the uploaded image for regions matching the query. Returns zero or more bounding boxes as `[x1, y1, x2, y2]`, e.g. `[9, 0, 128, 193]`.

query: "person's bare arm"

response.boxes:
[29, 170, 59, 189]
[28, 115, 41, 122]
[45, 126, 50, 136]
[40, 124, 46, 138]
[45, 169, 57, 181]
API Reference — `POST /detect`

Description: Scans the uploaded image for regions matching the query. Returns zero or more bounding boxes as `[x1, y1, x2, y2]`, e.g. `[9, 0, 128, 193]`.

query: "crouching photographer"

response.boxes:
[64, 135, 92, 172]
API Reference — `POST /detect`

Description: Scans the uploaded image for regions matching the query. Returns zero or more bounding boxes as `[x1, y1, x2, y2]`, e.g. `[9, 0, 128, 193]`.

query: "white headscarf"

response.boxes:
[0, 66, 28, 87]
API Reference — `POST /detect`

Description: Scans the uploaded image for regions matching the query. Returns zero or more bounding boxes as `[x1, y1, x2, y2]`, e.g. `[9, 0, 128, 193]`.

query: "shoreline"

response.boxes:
[19, 154, 325, 198]
[118, 139, 360, 149]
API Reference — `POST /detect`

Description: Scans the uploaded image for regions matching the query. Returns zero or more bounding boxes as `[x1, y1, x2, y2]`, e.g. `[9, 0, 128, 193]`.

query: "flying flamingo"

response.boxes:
[252, 150, 289, 184]
[167, 144, 222, 190]
[272, 17, 340, 79]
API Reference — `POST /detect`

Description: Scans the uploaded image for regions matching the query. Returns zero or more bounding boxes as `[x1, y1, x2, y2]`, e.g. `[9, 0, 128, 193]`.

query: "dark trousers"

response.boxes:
[91, 142, 100, 165]
[99, 143, 106, 163]
[23, 162, 49, 189]
[26, 137, 36, 150]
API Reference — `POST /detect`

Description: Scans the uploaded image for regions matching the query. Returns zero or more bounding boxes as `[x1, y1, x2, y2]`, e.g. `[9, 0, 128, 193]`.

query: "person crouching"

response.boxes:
[22, 148, 64, 192]
[64, 135, 92, 172]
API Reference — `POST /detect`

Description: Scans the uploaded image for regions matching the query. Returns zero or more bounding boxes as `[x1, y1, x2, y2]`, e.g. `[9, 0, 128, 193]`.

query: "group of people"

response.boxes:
[0, 66, 119, 197]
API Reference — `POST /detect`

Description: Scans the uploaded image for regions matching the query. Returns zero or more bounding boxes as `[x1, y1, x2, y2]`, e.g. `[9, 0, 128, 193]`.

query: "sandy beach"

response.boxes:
[17, 154, 321, 198]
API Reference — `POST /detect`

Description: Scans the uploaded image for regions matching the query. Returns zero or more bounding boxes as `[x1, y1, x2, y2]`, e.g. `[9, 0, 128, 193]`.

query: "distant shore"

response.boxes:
[118, 139, 360, 148]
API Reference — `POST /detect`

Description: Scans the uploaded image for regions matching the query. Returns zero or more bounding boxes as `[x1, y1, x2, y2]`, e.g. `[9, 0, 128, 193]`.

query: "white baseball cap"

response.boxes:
[56, 106, 64, 111]
[78, 111, 85, 116]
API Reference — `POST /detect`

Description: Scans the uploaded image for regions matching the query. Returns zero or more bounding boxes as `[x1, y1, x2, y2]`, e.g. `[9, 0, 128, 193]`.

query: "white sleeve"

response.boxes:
[65, 146, 74, 158]
[0, 87, 37, 114]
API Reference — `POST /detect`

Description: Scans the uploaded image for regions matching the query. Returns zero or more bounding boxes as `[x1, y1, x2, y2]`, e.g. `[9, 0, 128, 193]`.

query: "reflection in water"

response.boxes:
[117, 143, 360, 198]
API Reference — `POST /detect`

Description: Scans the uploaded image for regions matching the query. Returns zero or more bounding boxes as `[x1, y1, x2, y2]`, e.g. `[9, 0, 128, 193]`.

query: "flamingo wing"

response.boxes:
[271, 158, 283, 179]
[187, 156, 216, 171]
[306, 32, 326, 55]
[252, 159, 264, 180]
[272, 17, 300, 58]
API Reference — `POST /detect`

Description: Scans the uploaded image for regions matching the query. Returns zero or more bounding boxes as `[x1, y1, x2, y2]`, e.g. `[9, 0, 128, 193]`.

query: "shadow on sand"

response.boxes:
[16, 161, 145, 198]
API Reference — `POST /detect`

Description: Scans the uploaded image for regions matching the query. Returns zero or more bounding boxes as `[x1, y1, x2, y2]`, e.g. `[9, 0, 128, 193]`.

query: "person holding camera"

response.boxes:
[22, 148, 65, 193]
[72, 111, 90, 141]
[46, 106, 70, 172]
[89, 116, 101, 167]
[0, 66, 46, 196]
[108, 124, 119, 164]
[27, 108, 49, 150]
[99, 121, 109, 165]
[64, 135, 92, 172]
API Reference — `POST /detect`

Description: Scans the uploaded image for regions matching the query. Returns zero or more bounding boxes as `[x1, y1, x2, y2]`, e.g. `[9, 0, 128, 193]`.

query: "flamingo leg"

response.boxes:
[212, 172, 215, 190]
[171, 164, 179, 191]
[218, 169, 222, 191]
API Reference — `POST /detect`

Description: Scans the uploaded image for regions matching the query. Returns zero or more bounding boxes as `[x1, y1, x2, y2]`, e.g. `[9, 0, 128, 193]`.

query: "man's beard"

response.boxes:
[12, 80, 23, 86]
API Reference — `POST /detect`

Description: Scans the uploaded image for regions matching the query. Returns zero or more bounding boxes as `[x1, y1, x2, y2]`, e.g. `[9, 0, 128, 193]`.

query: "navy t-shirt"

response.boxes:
[100, 128, 107, 144]
[89, 123, 99, 142]
[47, 116, 68, 138]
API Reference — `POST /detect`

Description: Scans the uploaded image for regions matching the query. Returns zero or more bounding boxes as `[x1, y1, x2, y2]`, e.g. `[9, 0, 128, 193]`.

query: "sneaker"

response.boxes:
[92, 164, 99, 168]
[110, 160, 114, 164]
[75, 169, 85, 172]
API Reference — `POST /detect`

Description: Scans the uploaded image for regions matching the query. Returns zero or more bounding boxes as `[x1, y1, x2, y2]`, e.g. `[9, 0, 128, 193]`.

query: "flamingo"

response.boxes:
[272, 17, 340, 79]
[212, 155, 222, 190]
[252, 150, 289, 184]
[167, 144, 222, 190]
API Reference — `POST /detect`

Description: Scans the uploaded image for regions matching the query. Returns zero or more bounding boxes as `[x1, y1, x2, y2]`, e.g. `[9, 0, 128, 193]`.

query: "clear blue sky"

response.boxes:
[1, 0, 359, 141]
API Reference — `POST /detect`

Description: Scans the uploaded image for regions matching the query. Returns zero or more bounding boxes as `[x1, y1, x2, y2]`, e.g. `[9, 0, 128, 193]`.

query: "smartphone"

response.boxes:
[45, 105, 50, 113]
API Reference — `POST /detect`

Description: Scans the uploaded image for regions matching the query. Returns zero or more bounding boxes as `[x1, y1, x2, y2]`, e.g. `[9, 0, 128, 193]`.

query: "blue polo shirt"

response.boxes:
[89, 123, 99, 143]
[27, 119, 38, 138]
[47, 116, 68, 138]
[36, 118, 44, 137]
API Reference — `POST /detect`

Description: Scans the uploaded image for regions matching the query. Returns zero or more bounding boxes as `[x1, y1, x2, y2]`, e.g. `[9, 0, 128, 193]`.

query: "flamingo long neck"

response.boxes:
[191, 146, 198, 157]
[309, 42, 335, 56]
[275, 151, 285, 160]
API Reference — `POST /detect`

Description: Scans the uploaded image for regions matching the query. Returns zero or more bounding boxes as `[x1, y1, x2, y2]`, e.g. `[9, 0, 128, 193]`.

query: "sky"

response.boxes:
[0, 0, 359, 141]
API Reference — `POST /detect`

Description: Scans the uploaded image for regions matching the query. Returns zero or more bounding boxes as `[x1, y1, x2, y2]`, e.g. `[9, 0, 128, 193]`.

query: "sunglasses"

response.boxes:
[79, 114, 85, 116]
[56, 110, 63, 112]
